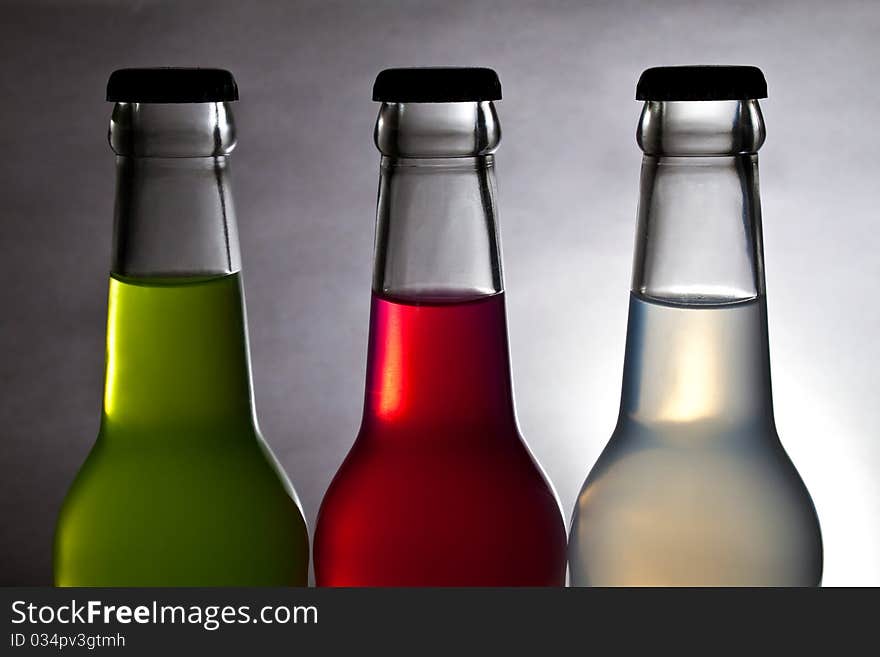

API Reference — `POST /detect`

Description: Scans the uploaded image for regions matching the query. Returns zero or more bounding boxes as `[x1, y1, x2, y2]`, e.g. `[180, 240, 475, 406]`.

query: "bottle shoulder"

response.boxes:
[63, 426, 299, 505]
[320, 425, 562, 515]
[54, 427, 309, 586]
[569, 422, 822, 586]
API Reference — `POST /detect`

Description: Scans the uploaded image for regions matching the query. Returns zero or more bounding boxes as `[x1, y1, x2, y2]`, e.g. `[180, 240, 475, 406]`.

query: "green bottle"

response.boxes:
[54, 68, 309, 586]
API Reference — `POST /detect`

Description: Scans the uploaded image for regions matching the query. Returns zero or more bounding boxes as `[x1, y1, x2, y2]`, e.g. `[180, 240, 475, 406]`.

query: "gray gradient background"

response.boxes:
[1, 0, 878, 586]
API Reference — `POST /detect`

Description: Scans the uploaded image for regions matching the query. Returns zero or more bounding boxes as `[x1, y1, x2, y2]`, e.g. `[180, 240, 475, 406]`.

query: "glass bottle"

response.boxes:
[569, 66, 823, 586]
[314, 68, 567, 586]
[54, 68, 309, 586]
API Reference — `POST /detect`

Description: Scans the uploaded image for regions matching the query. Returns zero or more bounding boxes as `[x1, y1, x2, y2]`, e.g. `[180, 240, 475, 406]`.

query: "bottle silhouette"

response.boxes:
[314, 68, 567, 586]
[54, 69, 309, 585]
[569, 66, 823, 586]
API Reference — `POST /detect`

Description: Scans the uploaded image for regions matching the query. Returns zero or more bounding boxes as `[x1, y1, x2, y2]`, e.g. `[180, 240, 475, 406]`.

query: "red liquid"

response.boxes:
[314, 291, 567, 586]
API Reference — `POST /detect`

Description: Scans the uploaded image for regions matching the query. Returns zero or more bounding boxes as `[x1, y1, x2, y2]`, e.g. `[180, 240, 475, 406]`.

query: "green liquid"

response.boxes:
[54, 273, 309, 586]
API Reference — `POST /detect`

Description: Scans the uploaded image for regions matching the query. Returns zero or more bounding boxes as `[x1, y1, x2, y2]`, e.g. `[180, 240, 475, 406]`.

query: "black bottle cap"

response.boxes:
[373, 67, 502, 102]
[636, 66, 767, 101]
[106, 68, 239, 103]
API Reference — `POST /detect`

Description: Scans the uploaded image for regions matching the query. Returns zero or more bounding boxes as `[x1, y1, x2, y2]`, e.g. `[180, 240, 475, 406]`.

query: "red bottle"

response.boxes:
[314, 68, 567, 586]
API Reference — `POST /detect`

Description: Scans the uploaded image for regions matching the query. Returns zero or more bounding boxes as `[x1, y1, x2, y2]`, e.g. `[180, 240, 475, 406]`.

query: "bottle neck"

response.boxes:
[621, 99, 774, 430]
[101, 273, 256, 435]
[372, 100, 503, 298]
[363, 101, 515, 432]
[373, 155, 502, 298]
[633, 100, 766, 303]
[618, 293, 774, 430]
[112, 155, 240, 277]
[102, 102, 255, 436]
[110, 101, 240, 278]
[361, 291, 517, 433]
[632, 152, 765, 303]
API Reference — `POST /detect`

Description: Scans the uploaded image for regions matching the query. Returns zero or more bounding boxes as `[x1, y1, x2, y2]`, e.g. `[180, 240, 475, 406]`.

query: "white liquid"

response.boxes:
[569, 293, 822, 586]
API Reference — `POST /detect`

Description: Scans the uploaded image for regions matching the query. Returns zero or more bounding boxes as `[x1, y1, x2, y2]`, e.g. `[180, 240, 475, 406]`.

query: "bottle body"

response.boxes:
[570, 293, 822, 586]
[314, 84, 566, 586]
[569, 90, 822, 586]
[54, 80, 308, 586]
[316, 291, 565, 586]
[56, 274, 309, 585]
